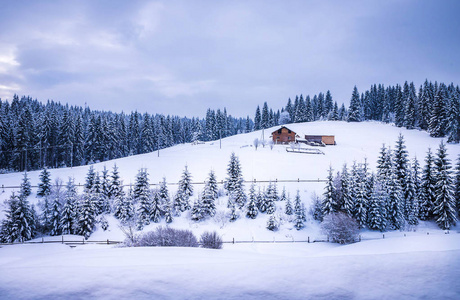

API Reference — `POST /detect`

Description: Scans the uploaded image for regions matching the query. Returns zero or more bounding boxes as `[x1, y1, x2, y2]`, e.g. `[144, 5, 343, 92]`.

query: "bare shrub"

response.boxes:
[136, 227, 198, 247]
[321, 212, 359, 244]
[200, 231, 223, 249]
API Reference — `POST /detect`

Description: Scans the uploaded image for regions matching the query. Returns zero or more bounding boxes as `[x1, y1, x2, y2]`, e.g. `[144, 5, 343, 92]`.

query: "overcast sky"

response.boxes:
[0, 0, 459, 117]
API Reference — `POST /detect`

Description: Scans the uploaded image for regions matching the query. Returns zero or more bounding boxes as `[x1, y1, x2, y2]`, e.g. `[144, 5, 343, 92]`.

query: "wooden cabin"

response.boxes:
[271, 126, 298, 144]
[304, 135, 336, 145]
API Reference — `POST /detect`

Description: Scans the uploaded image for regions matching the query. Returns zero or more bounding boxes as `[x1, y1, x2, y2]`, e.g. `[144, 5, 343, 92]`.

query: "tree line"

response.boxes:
[0, 95, 252, 172]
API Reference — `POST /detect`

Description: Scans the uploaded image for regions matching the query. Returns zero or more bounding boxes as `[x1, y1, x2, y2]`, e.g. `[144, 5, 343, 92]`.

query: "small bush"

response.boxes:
[136, 227, 198, 247]
[200, 231, 223, 249]
[321, 212, 359, 244]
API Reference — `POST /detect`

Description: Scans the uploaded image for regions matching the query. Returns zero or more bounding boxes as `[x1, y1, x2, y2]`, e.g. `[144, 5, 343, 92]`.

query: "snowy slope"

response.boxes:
[1, 120, 460, 241]
[1, 120, 460, 299]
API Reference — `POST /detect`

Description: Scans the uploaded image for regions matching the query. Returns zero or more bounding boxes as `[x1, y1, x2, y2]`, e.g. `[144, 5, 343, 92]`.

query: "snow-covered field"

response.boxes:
[1, 233, 459, 299]
[1, 121, 460, 299]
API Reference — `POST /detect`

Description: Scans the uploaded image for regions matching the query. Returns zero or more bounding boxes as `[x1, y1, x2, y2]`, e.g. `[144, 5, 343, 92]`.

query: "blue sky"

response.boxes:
[0, 0, 459, 117]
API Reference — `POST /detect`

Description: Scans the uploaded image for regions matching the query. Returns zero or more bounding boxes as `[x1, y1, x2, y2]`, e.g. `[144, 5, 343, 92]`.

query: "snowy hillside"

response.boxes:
[1, 120, 460, 299]
[1, 120, 460, 241]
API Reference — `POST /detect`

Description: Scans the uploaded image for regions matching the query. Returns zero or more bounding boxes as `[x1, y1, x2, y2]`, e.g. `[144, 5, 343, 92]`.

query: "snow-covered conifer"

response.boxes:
[266, 215, 278, 231]
[110, 164, 123, 199]
[433, 141, 457, 229]
[246, 184, 258, 219]
[176, 165, 193, 211]
[387, 167, 404, 230]
[78, 191, 97, 239]
[280, 186, 287, 202]
[368, 182, 386, 231]
[285, 194, 293, 216]
[60, 178, 77, 234]
[294, 191, 305, 230]
[265, 182, 276, 214]
[20, 171, 31, 198]
[150, 191, 162, 223]
[49, 193, 61, 236]
[322, 166, 336, 215]
[419, 148, 436, 220]
[191, 197, 204, 221]
[257, 188, 267, 213]
[84, 165, 96, 193]
[341, 164, 354, 217]
[224, 152, 246, 208]
[37, 168, 51, 197]
[135, 169, 152, 229]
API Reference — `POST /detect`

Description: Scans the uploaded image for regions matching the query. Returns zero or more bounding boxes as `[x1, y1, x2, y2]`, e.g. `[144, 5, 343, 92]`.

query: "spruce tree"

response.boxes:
[368, 182, 386, 231]
[224, 152, 246, 208]
[201, 178, 217, 218]
[266, 215, 278, 231]
[50, 193, 61, 236]
[135, 169, 152, 229]
[78, 191, 97, 239]
[322, 166, 336, 215]
[110, 164, 123, 199]
[20, 171, 32, 198]
[60, 178, 77, 234]
[294, 191, 305, 230]
[285, 195, 293, 215]
[419, 148, 436, 220]
[114, 188, 134, 224]
[347, 86, 362, 122]
[150, 191, 162, 223]
[265, 182, 276, 214]
[433, 141, 457, 229]
[84, 165, 96, 193]
[191, 197, 204, 221]
[387, 168, 404, 230]
[246, 184, 258, 219]
[405, 166, 419, 225]
[257, 188, 267, 213]
[177, 165, 193, 211]
[37, 168, 52, 197]
[40, 196, 52, 234]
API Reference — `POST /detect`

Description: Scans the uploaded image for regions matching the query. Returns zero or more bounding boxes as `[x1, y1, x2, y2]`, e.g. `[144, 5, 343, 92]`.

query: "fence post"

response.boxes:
[383, 234, 385, 239]
[232, 238, 235, 244]
[359, 235, 361, 242]
[83, 238, 85, 245]
[273, 237, 275, 243]
[62, 236, 64, 244]
[308, 236, 310, 243]
[427, 232, 429, 235]
[107, 239, 109, 245]
[42, 237, 44, 243]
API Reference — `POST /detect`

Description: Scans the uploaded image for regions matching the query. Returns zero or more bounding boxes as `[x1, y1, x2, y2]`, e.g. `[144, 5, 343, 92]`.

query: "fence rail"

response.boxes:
[0, 178, 327, 191]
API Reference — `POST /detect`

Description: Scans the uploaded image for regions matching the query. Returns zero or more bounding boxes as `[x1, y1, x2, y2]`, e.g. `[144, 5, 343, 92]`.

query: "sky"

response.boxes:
[0, 0, 459, 118]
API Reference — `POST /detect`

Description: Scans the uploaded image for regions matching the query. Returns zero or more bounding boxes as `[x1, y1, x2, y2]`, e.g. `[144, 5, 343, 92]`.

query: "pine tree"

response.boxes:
[419, 148, 436, 220]
[246, 184, 258, 219]
[254, 106, 261, 130]
[110, 164, 123, 199]
[78, 191, 97, 239]
[84, 165, 96, 193]
[257, 188, 267, 213]
[387, 166, 404, 230]
[20, 171, 32, 198]
[177, 165, 193, 211]
[114, 188, 134, 224]
[201, 177, 217, 218]
[433, 141, 457, 229]
[60, 178, 77, 234]
[322, 166, 336, 215]
[285, 194, 293, 215]
[150, 191, 162, 223]
[207, 170, 219, 200]
[224, 152, 246, 208]
[135, 169, 152, 229]
[40, 196, 52, 234]
[1, 193, 35, 242]
[405, 166, 419, 225]
[294, 191, 305, 230]
[454, 155, 460, 219]
[368, 182, 386, 231]
[404, 82, 418, 129]
[191, 197, 204, 221]
[37, 168, 52, 197]
[280, 186, 287, 202]
[429, 83, 449, 137]
[265, 182, 277, 214]
[347, 86, 362, 122]
[266, 215, 278, 231]
[50, 193, 61, 236]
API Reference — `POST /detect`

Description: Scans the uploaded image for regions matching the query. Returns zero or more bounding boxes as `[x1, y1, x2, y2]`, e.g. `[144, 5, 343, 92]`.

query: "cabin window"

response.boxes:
[276, 137, 280, 140]
[288, 136, 291, 140]
[288, 130, 291, 133]
[278, 129, 282, 134]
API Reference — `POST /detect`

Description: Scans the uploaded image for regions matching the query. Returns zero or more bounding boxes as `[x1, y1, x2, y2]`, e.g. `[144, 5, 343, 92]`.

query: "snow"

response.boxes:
[1, 121, 460, 298]
[1, 234, 459, 299]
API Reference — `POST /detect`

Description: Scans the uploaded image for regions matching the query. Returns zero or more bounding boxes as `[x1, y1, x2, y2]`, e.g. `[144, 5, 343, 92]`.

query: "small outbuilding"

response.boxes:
[304, 135, 336, 146]
[271, 126, 298, 144]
